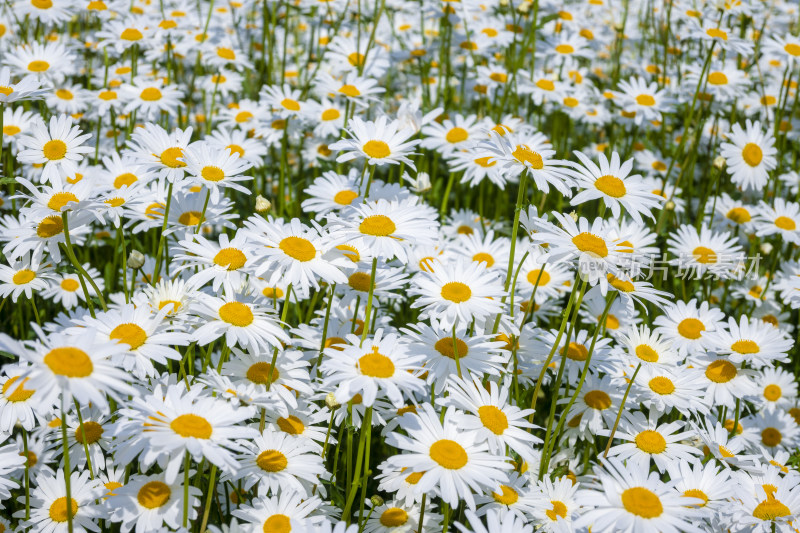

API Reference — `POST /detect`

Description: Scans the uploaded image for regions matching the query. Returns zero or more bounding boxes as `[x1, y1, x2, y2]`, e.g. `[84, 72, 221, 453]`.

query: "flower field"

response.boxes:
[2, 0, 800, 531]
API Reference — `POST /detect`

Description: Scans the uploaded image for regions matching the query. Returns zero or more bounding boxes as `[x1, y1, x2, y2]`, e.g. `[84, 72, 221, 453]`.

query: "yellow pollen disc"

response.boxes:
[635, 429, 666, 453]
[333, 189, 358, 205]
[263, 514, 291, 533]
[32, 0, 53, 7]
[478, 405, 508, 434]
[635, 344, 659, 363]
[213, 248, 246, 270]
[608, 274, 635, 292]
[649, 376, 675, 395]
[555, 44, 574, 54]
[707, 71, 728, 85]
[683, 489, 709, 507]
[594, 175, 626, 197]
[247, 362, 279, 384]
[19, 450, 38, 468]
[446, 127, 469, 143]
[160, 147, 186, 168]
[121, 28, 143, 40]
[217, 47, 236, 59]
[562, 342, 589, 361]
[218, 302, 253, 327]
[137, 481, 171, 509]
[47, 191, 79, 211]
[718, 444, 735, 457]
[61, 279, 79, 291]
[359, 215, 396, 236]
[170, 414, 212, 439]
[763, 384, 781, 402]
[563, 97, 579, 107]
[584, 389, 611, 409]
[324, 336, 346, 350]
[753, 497, 790, 521]
[49, 497, 78, 523]
[537, 79, 555, 91]
[339, 84, 361, 97]
[280, 98, 300, 111]
[337, 244, 360, 263]
[44, 347, 93, 377]
[474, 156, 496, 167]
[321, 108, 341, 121]
[348, 272, 372, 292]
[380, 508, 408, 527]
[761, 427, 782, 447]
[140, 87, 163, 101]
[492, 485, 519, 505]
[434, 337, 468, 359]
[201, 165, 225, 182]
[159, 19, 177, 29]
[692, 246, 717, 264]
[235, 111, 253, 123]
[359, 347, 395, 378]
[3, 125, 20, 135]
[43, 139, 67, 160]
[572, 232, 608, 257]
[490, 72, 508, 83]
[277, 415, 305, 434]
[511, 144, 544, 169]
[705, 359, 737, 383]
[546, 500, 568, 520]
[429, 439, 468, 469]
[110, 323, 147, 350]
[775, 216, 796, 230]
[677, 318, 705, 339]
[440, 281, 471, 303]
[75, 421, 104, 444]
[12, 270, 35, 285]
[731, 339, 759, 354]
[347, 52, 365, 67]
[56, 88, 73, 100]
[606, 315, 620, 329]
[405, 471, 424, 484]
[256, 449, 288, 472]
[742, 143, 763, 167]
[725, 206, 751, 224]
[159, 300, 181, 313]
[114, 173, 138, 188]
[28, 60, 50, 72]
[279, 236, 316, 261]
[178, 211, 203, 226]
[362, 140, 391, 159]
[636, 94, 655, 106]
[226, 144, 244, 157]
[472, 252, 495, 267]
[706, 28, 728, 40]
[527, 269, 550, 285]
[621, 487, 663, 518]
[0, 86, 12, 96]
[482, 28, 498, 37]
[2, 376, 35, 402]
[761, 95, 777, 106]
[457, 225, 474, 234]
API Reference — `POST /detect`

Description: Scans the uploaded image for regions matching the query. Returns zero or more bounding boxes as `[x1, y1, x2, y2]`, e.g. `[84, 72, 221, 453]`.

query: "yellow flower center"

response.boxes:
[280, 98, 300, 111]
[339, 84, 361, 97]
[594, 175, 627, 197]
[490, 72, 508, 83]
[446, 127, 469, 144]
[321, 108, 340, 121]
[49, 497, 78, 523]
[775, 216, 796, 230]
[572, 232, 608, 257]
[201, 165, 225, 182]
[584, 389, 611, 409]
[707, 71, 728, 85]
[44, 347, 93, 377]
[170, 414, 212, 439]
[159, 147, 186, 168]
[263, 514, 291, 533]
[511, 144, 544, 169]
[121, 28, 143, 40]
[28, 60, 50, 72]
[692, 246, 717, 264]
[434, 337, 468, 359]
[334, 190, 358, 205]
[3, 125, 20, 136]
[359, 347, 395, 378]
[764, 384, 782, 402]
[110, 323, 147, 350]
[214, 248, 246, 270]
[2, 376, 35, 402]
[61, 279, 79, 291]
[43, 139, 67, 160]
[429, 439, 468, 469]
[440, 281, 471, 303]
[649, 376, 675, 395]
[178, 211, 203, 226]
[731, 339, 759, 354]
[472, 252, 495, 267]
[279, 236, 316, 262]
[226, 144, 244, 157]
[137, 481, 171, 509]
[705, 359, 737, 383]
[562, 342, 589, 361]
[492, 485, 519, 505]
[527, 268, 550, 285]
[348, 272, 372, 292]
[362, 140, 391, 159]
[555, 44, 574, 54]
[546, 500, 568, 520]
[753, 497, 790, 521]
[635, 344, 659, 363]
[32, 0, 53, 7]
[75, 421, 104, 444]
[12, 269, 35, 285]
[621, 487, 663, 518]
[742, 143, 763, 167]
[706, 28, 728, 40]
[683, 489, 709, 507]
[636, 94, 655, 106]
[217, 47, 236, 59]
[235, 111, 253, 123]
[114, 173, 137, 188]
[478, 405, 508, 435]
[247, 362, 279, 384]
[277, 415, 305, 435]
[635, 429, 666, 454]
[677, 318, 705, 339]
[140, 87, 163, 101]
[359, 215, 396, 236]
[380, 507, 409, 527]
[348, 52, 365, 66]
[761, 427, 782, 447]
[256, 449, 288, 472]
[218, 302, 253, 327]
[474, 156, 496, 167]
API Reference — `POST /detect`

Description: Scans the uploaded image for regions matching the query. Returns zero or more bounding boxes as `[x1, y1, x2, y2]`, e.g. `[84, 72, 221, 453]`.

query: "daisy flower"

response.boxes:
[753, 367, 798, 413]
[16, 114, 92, 183]
[420, 113, 482, 155]
[529, 476, 579, 532]
[665, 460, 734, 516]
[182, 142, 253, 202]
[568, 150, 662, 223]
[729, 467, 800, 532]
[632, 365, 709, 416]
[690, 353, 759, 410]
[173, 232, 255, 294]
[0, 362, 56, 432]
[653, 299, 726, 355]
[193, 294, 289, 353]
[666, 224, 744, 279]
[754, 198, 800, 244]
[107, 473, 201, 533]
[233, 491, 324, 532]
[18, 470, 104, 532]
[386, 404, 513, 510]
[705, 315, 793, 368]
[301, 170, 362, 216]
[719, 120, 777, 191]
[614, 77, 673, 125]
[329, 115, 420, 168]
[0, 250, 54, 302]
[0, 66, 47, 103]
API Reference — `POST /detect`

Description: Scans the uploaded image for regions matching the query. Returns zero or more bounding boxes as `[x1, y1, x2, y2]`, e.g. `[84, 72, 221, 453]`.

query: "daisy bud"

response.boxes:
[569, 210, 578, 221]
[665, 200, 676, 211]
[713, 155, 726, 169]
[256, 195, 272, 213]
[128, 250, 145, 269]
[760, 242, 773, 255]
[325, 392, 340, 409]
[370, 495, 384, 507]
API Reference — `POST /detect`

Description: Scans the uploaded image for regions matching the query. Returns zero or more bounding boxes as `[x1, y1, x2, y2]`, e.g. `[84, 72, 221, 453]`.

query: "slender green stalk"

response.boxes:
[61, 403, 74, 533]
[603, 363, 641, 457]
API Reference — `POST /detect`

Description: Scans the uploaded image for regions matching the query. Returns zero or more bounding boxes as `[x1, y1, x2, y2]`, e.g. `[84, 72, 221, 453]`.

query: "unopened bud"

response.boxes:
[760, 242, 773, 255]
[325, 392, 340, 409]
[665, 201, 675, 211]
[370, 495, 384, 507]
[128, 250, 145, 269]
[713, 156, 726, 170]
[569, 210, 578, 221]
[256, 195, 271, 213]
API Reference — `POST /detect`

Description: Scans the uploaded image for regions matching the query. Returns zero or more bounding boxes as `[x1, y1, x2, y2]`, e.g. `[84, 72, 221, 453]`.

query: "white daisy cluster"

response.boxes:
[1, 0, 800, 531]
